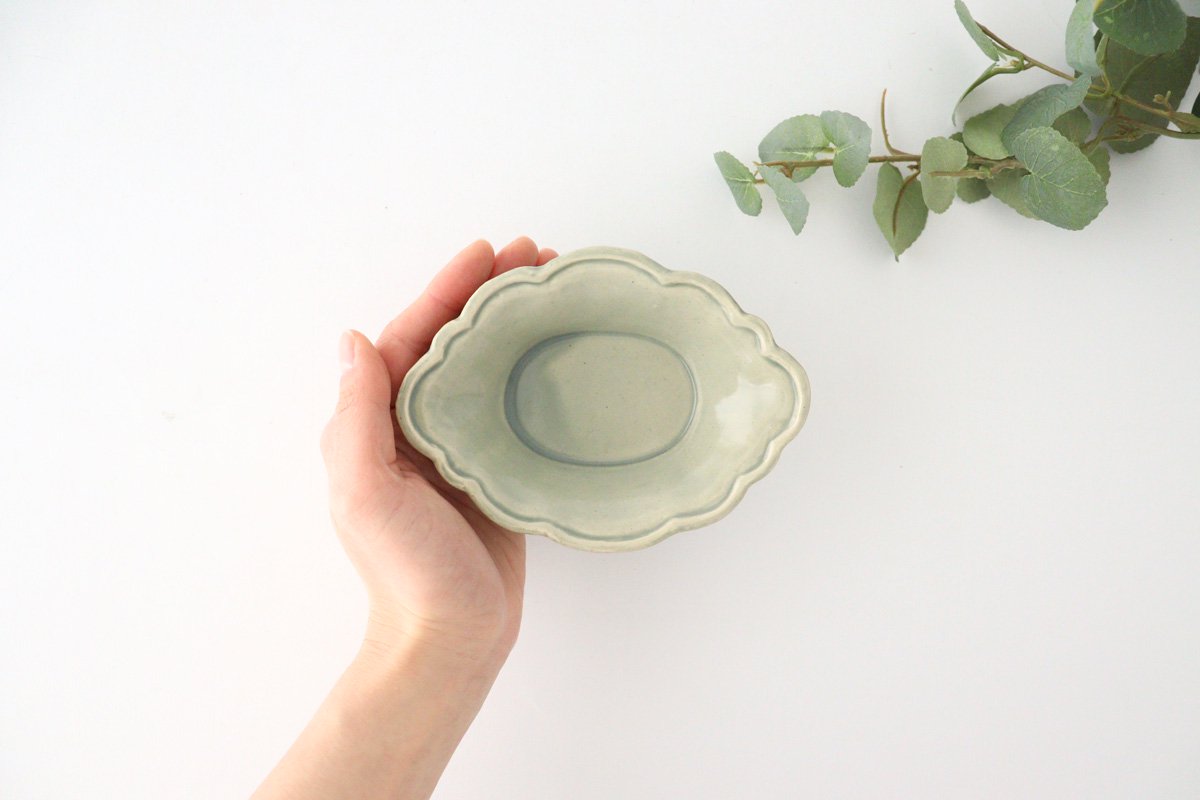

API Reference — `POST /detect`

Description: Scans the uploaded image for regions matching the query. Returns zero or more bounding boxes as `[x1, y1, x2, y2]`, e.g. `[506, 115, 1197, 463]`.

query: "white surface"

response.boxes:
[2, 1, 1199, 797]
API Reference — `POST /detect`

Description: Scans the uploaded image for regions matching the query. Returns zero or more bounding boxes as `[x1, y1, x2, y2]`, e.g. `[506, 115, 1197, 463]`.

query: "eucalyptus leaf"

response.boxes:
[757, 115, 829, 181]
[986, 169, 1039, 219]
[713, 151, 762, 216]
[943, 134, 997, 205]
[820, 110, 872, 187]
[1066, 0, 1102, 77]
[1052, 107, 1092, 144]
[760, 165, 811, 235]
[1087, 146, 1112, 185]
[1087, 18, 1200, 152]
[872, 163, 928, 260]
[1094, 0, 1187, 56]
[1001, 76, 1092, 152]
[955, 0, 1002, 61]
[963, 102, 1021, 159]
[919, 136, 968, 214]
[710, 3, 1196, 255]
[953, 62, 1024, 122]
[956, 177, 991, 203]
[949, 130, 980, 156]
[1011, 126, 1108, 229]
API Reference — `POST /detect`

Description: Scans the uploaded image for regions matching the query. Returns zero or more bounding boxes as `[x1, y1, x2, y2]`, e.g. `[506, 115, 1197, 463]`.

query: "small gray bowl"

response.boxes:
[397, 246, 810, 552]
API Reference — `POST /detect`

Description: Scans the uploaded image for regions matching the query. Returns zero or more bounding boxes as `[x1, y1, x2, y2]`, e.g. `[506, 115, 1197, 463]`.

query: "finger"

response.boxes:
[536, 247, 558, 266]
[375, 239, 495, 392]
[321, 331, 399, 510]
[490, 236, 540, 277]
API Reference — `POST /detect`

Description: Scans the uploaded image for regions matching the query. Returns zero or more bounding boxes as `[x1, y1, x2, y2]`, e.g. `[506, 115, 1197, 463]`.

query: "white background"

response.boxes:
[3, 1, 1199, 797]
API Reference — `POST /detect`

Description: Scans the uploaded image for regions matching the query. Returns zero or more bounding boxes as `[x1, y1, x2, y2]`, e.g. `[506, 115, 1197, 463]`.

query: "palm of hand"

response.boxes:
[322, 237, 557, 659]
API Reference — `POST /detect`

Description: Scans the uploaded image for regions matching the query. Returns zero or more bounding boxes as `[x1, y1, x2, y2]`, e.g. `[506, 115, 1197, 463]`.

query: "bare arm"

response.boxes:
[252, 237, 557, 800]
[251, 630, 509, 800]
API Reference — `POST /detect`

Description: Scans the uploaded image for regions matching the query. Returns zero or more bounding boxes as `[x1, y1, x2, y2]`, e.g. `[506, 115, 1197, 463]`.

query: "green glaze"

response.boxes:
[396, 247, 810, 552]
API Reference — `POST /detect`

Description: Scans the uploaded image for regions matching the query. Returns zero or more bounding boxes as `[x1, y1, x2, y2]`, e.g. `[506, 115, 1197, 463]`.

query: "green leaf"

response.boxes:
[948, 130, 980, 157]
[819, 111, 872, 187]
[757, 115, 829, 181]
[919, 136, 968, 214]
[759, 165, 811, 235]
[1052, 107, 1092, 144]
[955, 0, 1002, 61]
[1066, 0, 1103, 77]
[963, 102, 1021, 159]
[1088, 18, 1200, 152]
[986, 169, 1039, 219]
[1011, 126, 1108, 229]
[872, 163, 928, 261]
[713, 151, 762, 216]
[1094, 0, 1187, 57]
[1001, 76, 1092, 152]
[1087, 146, 1112, 185]
[956, 177, 991, 203]
[953, 62, 1023, 119]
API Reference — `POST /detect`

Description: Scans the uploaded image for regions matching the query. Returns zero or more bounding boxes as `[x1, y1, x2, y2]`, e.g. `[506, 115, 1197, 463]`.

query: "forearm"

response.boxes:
[251, 632, 509, 800]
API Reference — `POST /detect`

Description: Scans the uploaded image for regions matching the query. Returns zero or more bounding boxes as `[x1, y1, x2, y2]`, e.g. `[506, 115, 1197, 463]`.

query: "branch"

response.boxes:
[1113, 115, 1200, 140]
[758, 154, 919, 170]
[977, 23, 1074, 81]
[880, 89, 916, 156]
[978, 20, 1177, 123]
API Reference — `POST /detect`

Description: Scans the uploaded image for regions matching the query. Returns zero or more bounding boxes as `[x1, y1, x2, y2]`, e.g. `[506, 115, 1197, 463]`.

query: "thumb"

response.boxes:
[320, 330, 398, 519]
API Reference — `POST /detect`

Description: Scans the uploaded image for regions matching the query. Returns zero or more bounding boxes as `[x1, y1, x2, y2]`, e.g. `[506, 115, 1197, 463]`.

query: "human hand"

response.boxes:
[252, 239, 559, 800]
[320, 237, 558, 668]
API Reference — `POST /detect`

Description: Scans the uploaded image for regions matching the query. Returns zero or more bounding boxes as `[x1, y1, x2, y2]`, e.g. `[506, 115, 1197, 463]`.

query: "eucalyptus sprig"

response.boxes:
[715, 0, 1200, 259]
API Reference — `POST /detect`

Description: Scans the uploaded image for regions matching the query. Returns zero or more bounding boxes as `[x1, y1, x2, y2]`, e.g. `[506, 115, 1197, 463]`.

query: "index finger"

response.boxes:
[375, 239, 496, 394]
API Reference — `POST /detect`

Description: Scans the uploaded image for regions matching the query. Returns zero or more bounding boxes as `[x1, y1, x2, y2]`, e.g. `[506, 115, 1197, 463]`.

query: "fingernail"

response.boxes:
[339, 330, 356, 373]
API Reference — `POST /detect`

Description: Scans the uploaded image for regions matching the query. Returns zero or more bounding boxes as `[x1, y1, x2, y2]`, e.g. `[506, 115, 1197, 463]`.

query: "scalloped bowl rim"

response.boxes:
[396, 246, 811, 552]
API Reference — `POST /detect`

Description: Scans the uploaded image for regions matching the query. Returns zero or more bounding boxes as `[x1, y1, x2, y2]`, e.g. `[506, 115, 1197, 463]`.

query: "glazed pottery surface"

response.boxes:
[397, 246, 810, 552]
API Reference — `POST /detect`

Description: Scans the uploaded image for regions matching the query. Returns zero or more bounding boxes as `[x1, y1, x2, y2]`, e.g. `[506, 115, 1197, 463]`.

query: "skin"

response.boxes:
[251, 237, 557, 800]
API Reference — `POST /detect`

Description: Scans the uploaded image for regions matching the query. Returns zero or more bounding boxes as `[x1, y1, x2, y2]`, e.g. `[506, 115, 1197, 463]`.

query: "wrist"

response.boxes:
[360, 608, 515, 678]
[280, 611, 508, 800]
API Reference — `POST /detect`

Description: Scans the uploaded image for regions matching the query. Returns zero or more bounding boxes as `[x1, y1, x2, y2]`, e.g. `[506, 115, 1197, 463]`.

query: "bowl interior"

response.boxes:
[402, 255, 803, 547]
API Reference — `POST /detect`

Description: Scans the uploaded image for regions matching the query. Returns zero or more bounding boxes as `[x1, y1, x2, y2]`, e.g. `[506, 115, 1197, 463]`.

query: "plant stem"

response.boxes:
[978, 21, 1178, 123]
[1115, 116, 1200, 140]
[892, 172, 920, 235]
[759, 154, 918, 170]
[926, 169, 987, 178]
[1082, 117, 1116, 153]
[880, 89, 916, 156]
[759, 154, 1020, 176]
[1112, 92, 1180, 121]
[929, 158, 1023, 178]
[967, 156, 1016, 168]
[977, 24, 1074, 80]
[747, 19, 1198, 189]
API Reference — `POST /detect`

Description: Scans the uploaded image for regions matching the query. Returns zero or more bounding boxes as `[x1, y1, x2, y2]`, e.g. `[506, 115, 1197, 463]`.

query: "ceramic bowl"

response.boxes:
[396, 246, 810, 552]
